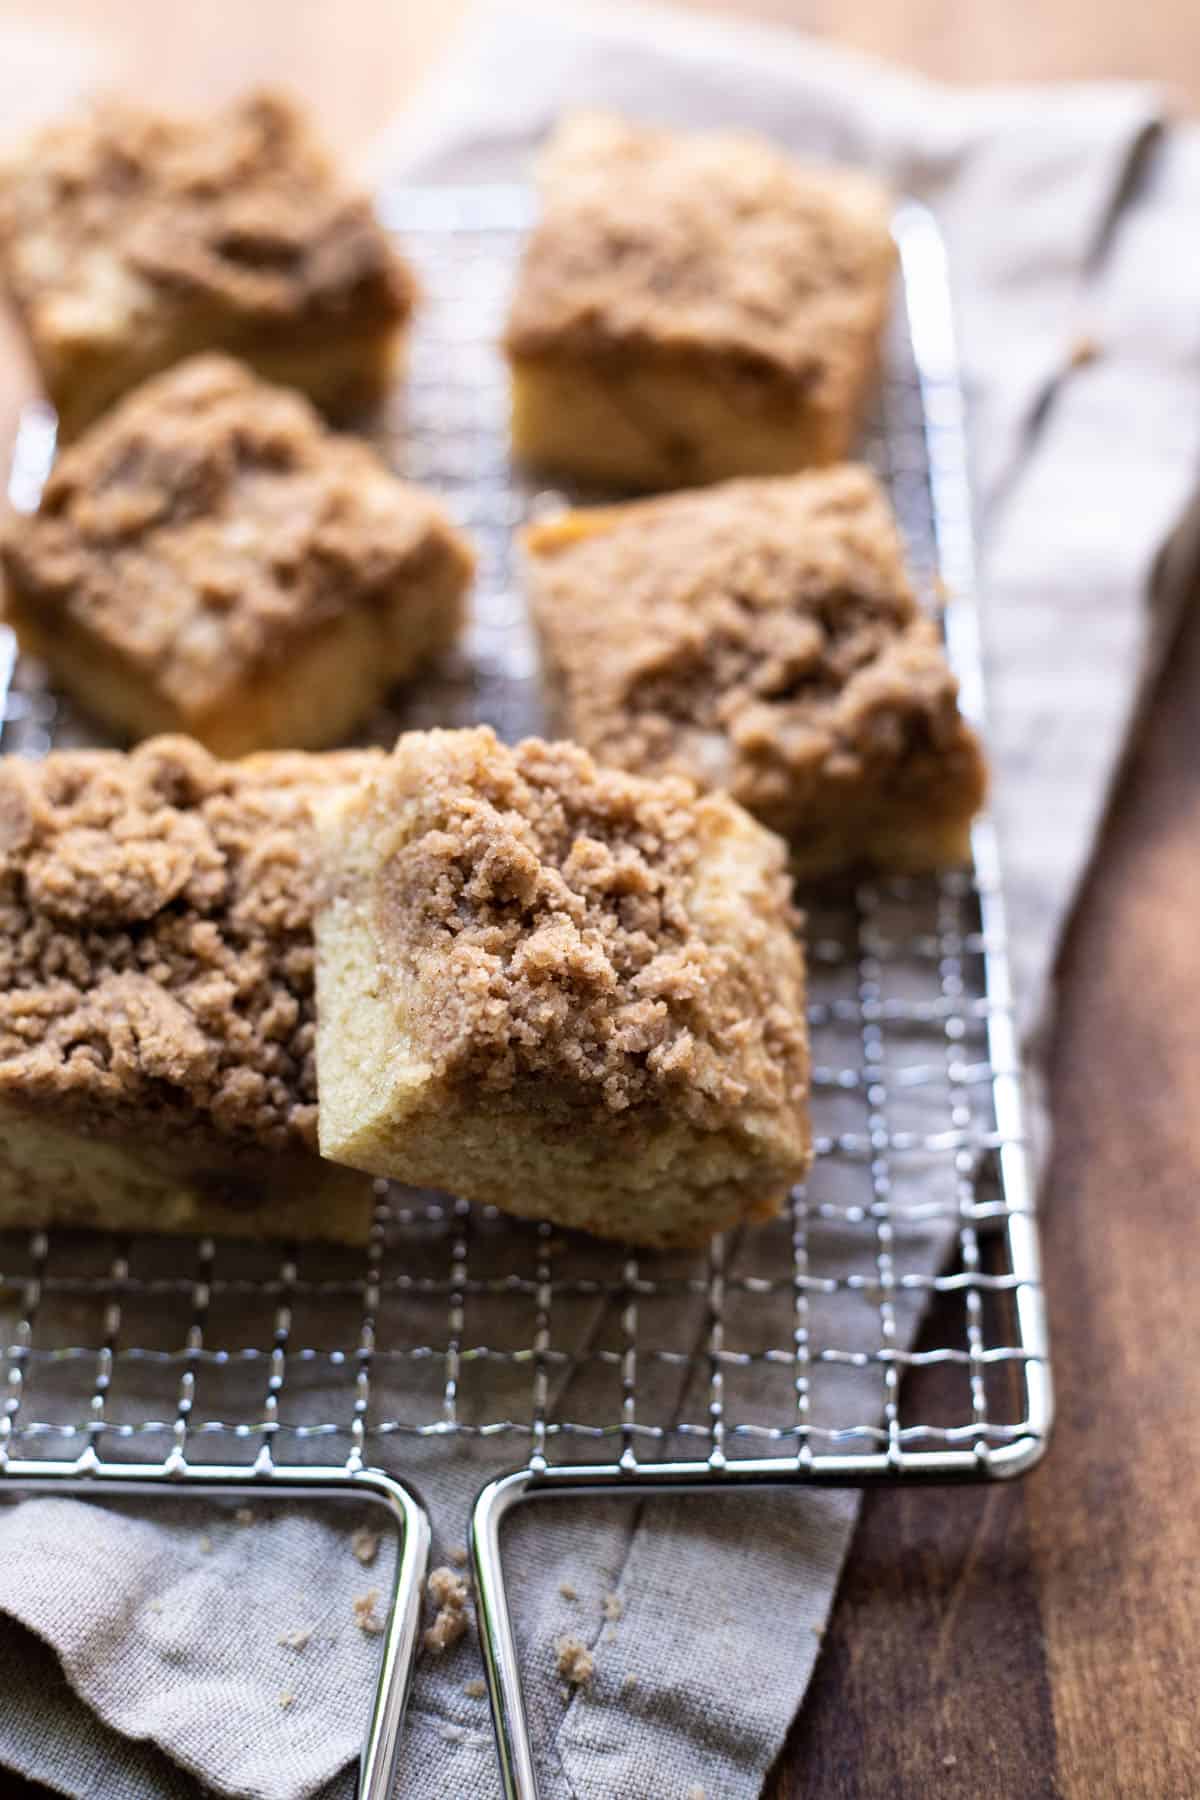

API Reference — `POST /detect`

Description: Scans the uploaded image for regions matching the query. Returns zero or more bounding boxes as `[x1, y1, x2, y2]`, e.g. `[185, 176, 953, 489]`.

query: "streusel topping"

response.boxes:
[505, 113, 894, 387]
[368, 728, 808, 1127]
[1, 355, 470, 713]
[0, 736, 379, 1145]
[530, 468, 977, 836]
[0, 89, 413, 335]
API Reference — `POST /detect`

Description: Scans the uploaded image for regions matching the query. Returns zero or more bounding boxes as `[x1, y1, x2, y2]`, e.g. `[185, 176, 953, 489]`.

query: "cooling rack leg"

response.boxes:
[472, 1469, 542, 1800]
[354, 1470, 433, 1800]
[0, 1459, 431, 1800]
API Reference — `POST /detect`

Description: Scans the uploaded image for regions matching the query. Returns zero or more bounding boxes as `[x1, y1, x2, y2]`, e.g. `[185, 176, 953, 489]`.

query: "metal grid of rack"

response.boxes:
[0, 189, 1050, 1800]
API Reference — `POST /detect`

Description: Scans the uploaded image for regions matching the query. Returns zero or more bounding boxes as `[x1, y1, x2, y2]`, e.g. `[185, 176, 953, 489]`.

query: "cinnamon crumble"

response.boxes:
[0, 735, 379, 1241]
[315, 727, 811, 1248]
[554, 1636, 595, 1687]
[1, 355, 474, 755]
[527, 468, 986, 876]
[423, 1566, 471, 1654]
[505, 113, 894, 487]
[0, 89, 414, 435]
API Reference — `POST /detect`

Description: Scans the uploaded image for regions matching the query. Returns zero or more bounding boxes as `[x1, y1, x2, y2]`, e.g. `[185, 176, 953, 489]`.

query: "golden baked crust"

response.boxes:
[526, 468, 986, 876]
[0, 89, 415, 435]
[0, 735, 380, 1241]
[505, 113, 895, 488]
[316, 727, 811, 1248]
[1, 355, 474, 754]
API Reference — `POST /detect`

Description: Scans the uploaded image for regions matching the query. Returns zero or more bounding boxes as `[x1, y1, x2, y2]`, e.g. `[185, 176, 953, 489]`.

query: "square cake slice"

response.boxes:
[0, 89, 415, 438]
[526, 467, 987, 878]
[0, 736, 379, 1243]
[504, 112, 895, 490]
[1, 355, 475, 755]
[315, 727, 811, 1249]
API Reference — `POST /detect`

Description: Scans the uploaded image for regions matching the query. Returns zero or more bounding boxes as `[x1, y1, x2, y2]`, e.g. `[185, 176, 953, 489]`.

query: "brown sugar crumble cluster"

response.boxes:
[335, 730, 806, 1121]
[0, 736, 379, 1241]
[0, 355, 474, 755]
[505, 112, 895, 488]
[0, 89, 415, 437]
[316, 728, 811, 1248]
[527, 468, 986, 876]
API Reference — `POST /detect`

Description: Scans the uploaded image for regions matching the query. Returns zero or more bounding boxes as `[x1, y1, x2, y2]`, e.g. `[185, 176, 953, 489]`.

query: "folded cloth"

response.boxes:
[3, 5, 1200, 1798]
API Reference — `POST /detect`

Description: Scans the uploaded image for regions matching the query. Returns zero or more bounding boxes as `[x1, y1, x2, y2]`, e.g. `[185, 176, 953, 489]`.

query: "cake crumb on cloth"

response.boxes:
[1067, 331, 1101, 368]
[423, 1566, 471, 1653]
[351, 1524, 381, 1567]
[554, 1635, 594, 1686]
[353, 1590, 384, 1636]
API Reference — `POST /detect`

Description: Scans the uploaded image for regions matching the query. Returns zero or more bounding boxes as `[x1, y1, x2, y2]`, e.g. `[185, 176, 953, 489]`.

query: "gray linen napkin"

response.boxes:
[4, 5, 1200, 1797]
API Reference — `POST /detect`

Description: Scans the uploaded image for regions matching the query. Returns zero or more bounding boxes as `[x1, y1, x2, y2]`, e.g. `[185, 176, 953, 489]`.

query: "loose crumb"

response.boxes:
[351, 1524, 381, 1567]
[279, 1627, 312, 1653]
[1067, 332, 1101, 369]
[558, 1582, 578, 1602]
[688, 1786, 707, 1800]
[943, 1753, 958, 1769]
[602, 1592, 623, 1622]
[423, 1566, 471, 1654]
[449, 1544, 469, 1567]
[353, 1590, 385, 1636]
[197, 1535, 213, 1554]
[604, 1628, 617, 1645]
[463, 1678, 487, 1699]
[235, 1507, 254, 1526]
[279, 1692, 295, 1711]
[554, 1635, 594, 1687]
[621, 1673, 638, 1693]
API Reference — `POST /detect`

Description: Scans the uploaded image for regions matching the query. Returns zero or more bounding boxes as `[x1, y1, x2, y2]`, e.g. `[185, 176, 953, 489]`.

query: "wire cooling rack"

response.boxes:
[0, 189, 1051, 1800]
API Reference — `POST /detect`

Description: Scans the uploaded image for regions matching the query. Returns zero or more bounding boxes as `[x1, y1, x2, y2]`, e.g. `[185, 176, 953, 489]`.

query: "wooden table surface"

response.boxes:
[2, 4, 1199, 1797]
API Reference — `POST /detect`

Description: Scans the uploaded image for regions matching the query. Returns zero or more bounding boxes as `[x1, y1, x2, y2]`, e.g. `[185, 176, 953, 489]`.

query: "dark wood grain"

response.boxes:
[766, 1294, 1060, 1799]
[767, 584, 1200, 1800]
[1, 5, 1199, 1798]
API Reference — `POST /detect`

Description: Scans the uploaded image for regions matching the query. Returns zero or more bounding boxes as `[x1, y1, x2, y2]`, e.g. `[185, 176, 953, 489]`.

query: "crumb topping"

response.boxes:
[506, 113, 894, 393]
[359, 728, 807, 1130]
[0, 735, 378, 1146]
[351, 1523, 381, 1567]
[1, 355, 471, 716]
[353, 1590, 384, 1635]
[554, 1635, 595, 1687]
[530, 469, 979, 838]
[423, 1566, 471, 1654]
[0, 89, 412, 337]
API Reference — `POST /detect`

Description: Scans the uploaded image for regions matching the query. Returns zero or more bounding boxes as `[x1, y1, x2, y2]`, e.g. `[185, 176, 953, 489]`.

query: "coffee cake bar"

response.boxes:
[526, 468, 986, 877]
[315, 727, 811, 1248]
[0, 89, 415, 437]
[0, 356, 475, 755]
[505, 112, 895, 490]
[0, 737, 379, 1243]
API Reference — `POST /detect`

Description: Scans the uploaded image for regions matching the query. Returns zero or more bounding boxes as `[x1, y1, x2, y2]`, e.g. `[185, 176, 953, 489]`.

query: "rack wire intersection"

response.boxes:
[0, 188, 1051, 1800]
